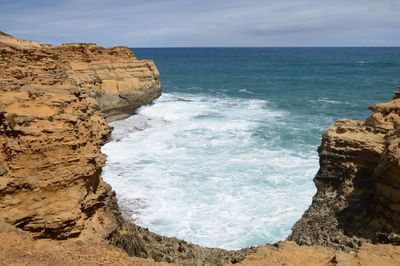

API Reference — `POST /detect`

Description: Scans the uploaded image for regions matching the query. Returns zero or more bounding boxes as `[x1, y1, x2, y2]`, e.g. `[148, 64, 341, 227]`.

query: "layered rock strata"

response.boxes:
[2, 31, 400, 265]
[0, 33, 250, 266]
[290, 93, 400, 250]
[0, 34, 125, 241]
[0, 32, 161, 123]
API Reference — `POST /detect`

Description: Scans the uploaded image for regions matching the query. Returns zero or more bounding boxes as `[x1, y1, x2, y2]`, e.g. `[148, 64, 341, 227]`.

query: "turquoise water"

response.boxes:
[102, 48, 400, 249]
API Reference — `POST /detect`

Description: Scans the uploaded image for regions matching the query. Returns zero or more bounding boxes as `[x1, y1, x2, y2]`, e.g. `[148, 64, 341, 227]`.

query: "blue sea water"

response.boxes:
[102, 48, 400, 250]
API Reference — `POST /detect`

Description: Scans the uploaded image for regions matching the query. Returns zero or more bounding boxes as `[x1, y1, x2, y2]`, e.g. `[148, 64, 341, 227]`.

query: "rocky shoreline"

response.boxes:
[290, 93, 400, 251]
[1, 32, 400, 265]
[0, 32, 251, 265]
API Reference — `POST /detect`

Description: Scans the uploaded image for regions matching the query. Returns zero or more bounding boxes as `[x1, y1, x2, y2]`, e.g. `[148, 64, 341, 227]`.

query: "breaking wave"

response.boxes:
[102, 92, 318, 250]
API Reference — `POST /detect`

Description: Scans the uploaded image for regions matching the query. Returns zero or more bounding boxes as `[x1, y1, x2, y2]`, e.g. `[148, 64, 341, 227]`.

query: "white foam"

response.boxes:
[238, 89, 255, 94]
[102, 92, 318, 250]
[317, 98, 344, 104]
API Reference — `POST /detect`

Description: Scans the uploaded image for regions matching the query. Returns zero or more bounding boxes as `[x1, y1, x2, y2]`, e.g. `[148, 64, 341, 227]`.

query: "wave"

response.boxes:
[312, 98, 354, 105]
[317, 98, 343, 104]
[238, 89, 255, 94]
[102, 92, 317, 249]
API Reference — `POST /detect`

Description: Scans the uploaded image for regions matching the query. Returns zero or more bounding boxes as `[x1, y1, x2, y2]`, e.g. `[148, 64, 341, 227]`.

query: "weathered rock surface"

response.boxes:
[110, 219, 253, 265]
[228, 241, 400, 266]
[2, 223, 400, 266]
[289, 93, 400, 250]
[0, 33, 250, 266]
[0, 34, 123, 241]
[0, 33, 161, 122]
[3, 32, 400, 265]
[0, 32, 160, 241]
[60, 43, 161, 122]
[0, 222, 171, 266]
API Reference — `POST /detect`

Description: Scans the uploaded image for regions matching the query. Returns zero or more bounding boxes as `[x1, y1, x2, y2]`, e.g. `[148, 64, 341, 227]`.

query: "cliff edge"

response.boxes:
[0, 32, 160, 241]
[290, 92, 400, 251]
[0, 32, 161, 122]
[0, 33, 250, 266]
[2, 32, 400, 265]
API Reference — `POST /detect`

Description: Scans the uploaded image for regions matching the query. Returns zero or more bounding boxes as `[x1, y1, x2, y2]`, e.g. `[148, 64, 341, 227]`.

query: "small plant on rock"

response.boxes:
[6, 113, 17, 129]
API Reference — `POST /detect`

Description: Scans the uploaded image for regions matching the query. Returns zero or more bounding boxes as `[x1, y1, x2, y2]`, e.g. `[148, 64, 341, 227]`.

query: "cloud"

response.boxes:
[0, 0, 399, 47]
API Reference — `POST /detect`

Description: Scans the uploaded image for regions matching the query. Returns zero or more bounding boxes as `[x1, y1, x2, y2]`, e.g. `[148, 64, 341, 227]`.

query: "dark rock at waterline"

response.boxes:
[289, 93, 400, 251]
[2, 31, 400, 265]
[110, 219, 255, 265]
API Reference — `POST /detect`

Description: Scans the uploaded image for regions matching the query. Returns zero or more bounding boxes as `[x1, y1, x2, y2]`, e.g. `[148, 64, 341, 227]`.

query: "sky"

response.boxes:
[1, 0, 400, 47]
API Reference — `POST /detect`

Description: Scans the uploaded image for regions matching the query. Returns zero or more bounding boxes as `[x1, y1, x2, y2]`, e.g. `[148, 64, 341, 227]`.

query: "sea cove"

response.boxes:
[102, 47, 400, 249]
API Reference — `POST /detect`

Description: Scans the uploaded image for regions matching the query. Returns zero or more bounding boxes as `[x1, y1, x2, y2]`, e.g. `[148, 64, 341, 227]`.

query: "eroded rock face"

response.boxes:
[289, 94, 400, 250]
[4, 31, 400, 265]
[0, 34, 161, 122]
[59, 43, 161, 122]
[0, 89, 118, 241]
[0, 33, 251, 266]
[0, 33, 160, 241]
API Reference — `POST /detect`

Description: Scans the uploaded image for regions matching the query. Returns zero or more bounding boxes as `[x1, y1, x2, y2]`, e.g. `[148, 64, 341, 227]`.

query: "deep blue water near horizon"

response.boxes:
[102, 48, 400, 249]
[134, 47, 400, 118]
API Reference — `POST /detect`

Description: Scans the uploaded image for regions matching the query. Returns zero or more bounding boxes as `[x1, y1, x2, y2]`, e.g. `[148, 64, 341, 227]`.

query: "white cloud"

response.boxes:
[0, 0, 399, 46]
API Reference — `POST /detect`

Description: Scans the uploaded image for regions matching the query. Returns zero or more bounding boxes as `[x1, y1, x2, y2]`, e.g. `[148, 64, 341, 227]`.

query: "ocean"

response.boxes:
[101, 47, 400, 250]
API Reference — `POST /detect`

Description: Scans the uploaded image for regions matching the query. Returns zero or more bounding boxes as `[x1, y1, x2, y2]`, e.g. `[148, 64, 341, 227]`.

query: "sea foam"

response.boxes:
[102, 92, 318, 250]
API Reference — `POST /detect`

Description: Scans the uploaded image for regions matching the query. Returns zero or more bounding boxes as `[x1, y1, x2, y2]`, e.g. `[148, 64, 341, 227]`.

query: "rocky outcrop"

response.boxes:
[0, 33, 251, 266]
[289, 93, 400, 250]
[0, 34, 123, 241]
[59, 43, 161, 122]
[3, 224, 400, 266]
[0, 221, 171, 266]
[229, 241, 400, 266]
[111, 219, 254, 265]
[0, 33, 161, 122]
[3, 31, 400, 265]
[0, 33, 160, 241]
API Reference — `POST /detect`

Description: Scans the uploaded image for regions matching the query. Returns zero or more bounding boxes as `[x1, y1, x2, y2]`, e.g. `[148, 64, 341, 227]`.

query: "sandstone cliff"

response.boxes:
[289, 92, 400, 251]
[0, 33, 250, 266]
[0, 33, 129, 241]
[0, 33, 161, 122]
[2, 32, 400, 265]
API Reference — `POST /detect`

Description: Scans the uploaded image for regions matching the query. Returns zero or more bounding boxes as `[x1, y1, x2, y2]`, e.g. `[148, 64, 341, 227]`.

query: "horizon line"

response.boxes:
[130, 46, 400, 49]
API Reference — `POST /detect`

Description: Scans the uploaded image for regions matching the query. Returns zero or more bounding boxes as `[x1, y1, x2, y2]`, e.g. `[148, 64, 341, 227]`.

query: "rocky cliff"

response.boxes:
[2, 32, 400, 265]
[289, 92, 400, 251]
[0, 34, 128, 241]
[0, 33, 161, 122]
[0, 33, 250, 266]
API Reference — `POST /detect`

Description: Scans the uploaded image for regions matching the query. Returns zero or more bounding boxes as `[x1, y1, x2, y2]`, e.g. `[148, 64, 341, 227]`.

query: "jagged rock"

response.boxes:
[289, 96, 400, 251]
[0, 33, 252, 265]
[3, 31, 400, 265]
[0, 33, 160, 241]
[110, 219, 253, 265]
[0, 227, 171, 266]
[0, 33, 161, 122]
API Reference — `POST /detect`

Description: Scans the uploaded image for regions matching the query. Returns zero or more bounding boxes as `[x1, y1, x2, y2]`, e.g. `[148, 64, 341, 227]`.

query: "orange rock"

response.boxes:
[290, 93, 400, 250]
[0, 33, 160, 241]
